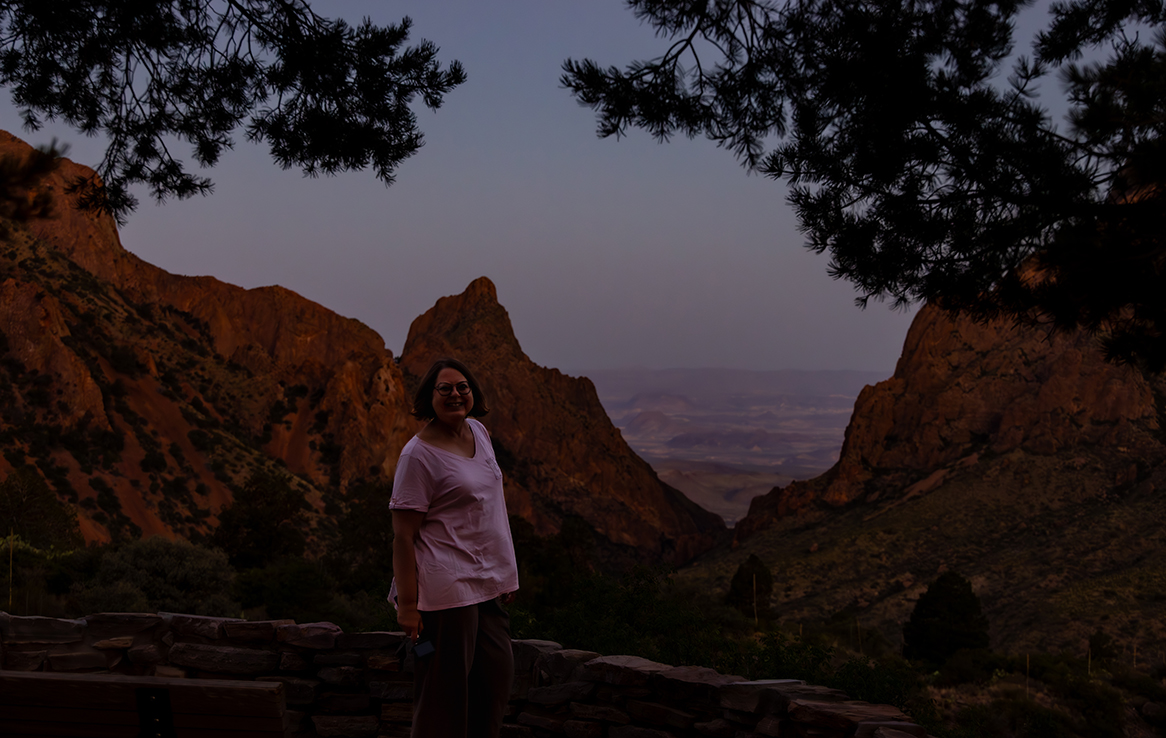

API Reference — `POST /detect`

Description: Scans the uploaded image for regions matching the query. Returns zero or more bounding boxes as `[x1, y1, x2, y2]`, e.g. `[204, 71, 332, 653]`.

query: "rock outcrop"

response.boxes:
[0, 132, 416, 542]
[735, 303, 1166, 541]
[399, 277, 724, 563]
[0, 132, 720, 564]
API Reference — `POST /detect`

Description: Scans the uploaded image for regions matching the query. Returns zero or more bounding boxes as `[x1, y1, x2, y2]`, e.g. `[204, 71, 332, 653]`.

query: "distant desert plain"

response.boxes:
[579, 368, 886, 525]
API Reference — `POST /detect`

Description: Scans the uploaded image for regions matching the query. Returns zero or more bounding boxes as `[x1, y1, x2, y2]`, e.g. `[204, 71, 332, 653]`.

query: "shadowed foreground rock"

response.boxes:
[0, 611, 928, 738]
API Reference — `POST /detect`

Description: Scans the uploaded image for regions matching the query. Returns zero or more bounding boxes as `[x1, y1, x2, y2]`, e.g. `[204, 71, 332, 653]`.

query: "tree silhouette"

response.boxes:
[725, 553, 773, 622]
[0, 1, 465, 222]
[212, 469, 307, 570]
[902, 571, 989, 665]
[564, 0, 1166, 370]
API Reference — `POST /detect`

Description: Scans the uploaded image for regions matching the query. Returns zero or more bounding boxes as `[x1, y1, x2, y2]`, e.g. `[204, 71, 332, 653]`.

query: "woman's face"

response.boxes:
[431, 367, 474, 425]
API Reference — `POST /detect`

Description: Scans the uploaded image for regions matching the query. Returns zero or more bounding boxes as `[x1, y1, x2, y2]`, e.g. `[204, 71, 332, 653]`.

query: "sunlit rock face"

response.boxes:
[400, 277, 725, 563]
[0, 132, 721, 564]
[0, 131, 417, 542]
[735, 303, 1166, 542]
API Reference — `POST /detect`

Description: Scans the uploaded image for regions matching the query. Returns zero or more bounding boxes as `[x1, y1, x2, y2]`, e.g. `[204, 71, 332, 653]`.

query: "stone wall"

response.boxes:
[0, 611, 930, 738]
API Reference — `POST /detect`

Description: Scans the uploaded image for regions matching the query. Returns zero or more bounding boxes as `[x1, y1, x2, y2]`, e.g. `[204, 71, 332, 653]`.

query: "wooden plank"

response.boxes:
[0, 719, 137, 738]
[0, 673, 139, 711]
[0, 705, 139, 725]
[173, 729, 287, 738]
[172, 713, 287, 731]
[0, 673, 285, 718]
[168, 681, 285, 719]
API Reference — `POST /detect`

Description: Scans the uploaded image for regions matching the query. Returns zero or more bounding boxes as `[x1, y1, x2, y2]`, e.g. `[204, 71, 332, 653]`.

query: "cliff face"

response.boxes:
[735, 303, 1166, 541]
[0, 132, 720, 563]
[0, 132, 417, 542]
[399, 277, 724, 563]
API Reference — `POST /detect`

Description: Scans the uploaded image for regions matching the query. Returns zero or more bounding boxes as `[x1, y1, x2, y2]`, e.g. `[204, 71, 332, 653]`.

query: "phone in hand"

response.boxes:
[413, 634, 435, 660]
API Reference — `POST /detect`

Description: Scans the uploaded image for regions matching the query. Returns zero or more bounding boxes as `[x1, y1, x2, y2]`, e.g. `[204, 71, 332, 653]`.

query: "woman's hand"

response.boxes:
[398, 604, 423, 642]
[392, 509, 426, 642]
[500, 591, 517, 605]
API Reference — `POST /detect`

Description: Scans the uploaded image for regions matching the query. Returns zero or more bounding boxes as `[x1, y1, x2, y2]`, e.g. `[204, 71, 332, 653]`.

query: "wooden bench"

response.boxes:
[0, 671, 291, 738]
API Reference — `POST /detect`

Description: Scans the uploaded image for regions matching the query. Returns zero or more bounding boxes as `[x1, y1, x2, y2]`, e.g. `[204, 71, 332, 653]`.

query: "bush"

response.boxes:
[73, 537, 238, 616]
[903, 571, 989, 666]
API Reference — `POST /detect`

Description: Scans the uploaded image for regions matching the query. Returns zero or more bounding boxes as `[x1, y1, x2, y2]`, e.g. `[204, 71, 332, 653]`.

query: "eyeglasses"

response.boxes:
[435, 382, 472, 396]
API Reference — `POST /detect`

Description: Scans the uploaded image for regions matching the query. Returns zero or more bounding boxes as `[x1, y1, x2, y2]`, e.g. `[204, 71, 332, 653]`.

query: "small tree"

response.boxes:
[212, 469, 307, 570]
[0, 466, 82, 551]
[903, 571, 989, 665]
[726, 553, 773, 624]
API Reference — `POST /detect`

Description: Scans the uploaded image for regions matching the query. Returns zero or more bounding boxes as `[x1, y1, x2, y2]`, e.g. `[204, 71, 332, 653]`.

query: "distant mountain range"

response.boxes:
[571, 367, 885, 524]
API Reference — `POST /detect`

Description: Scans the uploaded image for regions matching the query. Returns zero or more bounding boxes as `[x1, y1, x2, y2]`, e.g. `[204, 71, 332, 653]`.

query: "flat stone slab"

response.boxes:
[565, 720, 605, 738]
[162, 613, 241, 640]
[318, 666, 364, 687]
[693, 718, 736, 738]
[167, 642, 279, 674]
[626, 700, 696, 730]
[47, 646, 108, 671]
[511, 639, 562, 672]
[223, 619, 294, 643]
[314, 652, 363, 666]
[366, 651, 400, 671]
[536, 648, 601, 682]
[526, 680, 596, 706]
[277, 622, 342, 649]
[654, 665, 745, 702]
[128, 644, 164, 665]
[92, 636, 135, 649]
[336, 631, 403, 649]
[518, 712, 565, 732]
[3, 649, 47, 670]
[855, 723, 928, 738]
[312, 715, 380, 738]
[571, 702, 631, 724]
[370, 681, 413, 701]
[718, 679, 805, 712]
[787, 699, 910, 729]
[582, 655, 673, 686]
[3, 616, 84, 644]
[381, 701, 414, 722]
[609, 726, 677, 738]
[84, 613, 163, 639]
[257, 676, 321, 705]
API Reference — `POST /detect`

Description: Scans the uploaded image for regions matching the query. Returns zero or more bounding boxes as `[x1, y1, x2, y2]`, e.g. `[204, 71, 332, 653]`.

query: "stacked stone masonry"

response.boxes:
[0, 612, 931, 738]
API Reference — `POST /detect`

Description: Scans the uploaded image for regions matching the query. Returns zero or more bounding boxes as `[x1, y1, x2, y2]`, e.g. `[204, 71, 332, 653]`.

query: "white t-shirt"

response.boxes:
[389, 418, 519, 611]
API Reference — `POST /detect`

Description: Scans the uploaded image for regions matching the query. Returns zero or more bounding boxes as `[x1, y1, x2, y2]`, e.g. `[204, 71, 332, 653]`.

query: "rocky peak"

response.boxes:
[0, 133, 721, 564]
[734, 304, 1166, 541]
[400, 278, 724, 563]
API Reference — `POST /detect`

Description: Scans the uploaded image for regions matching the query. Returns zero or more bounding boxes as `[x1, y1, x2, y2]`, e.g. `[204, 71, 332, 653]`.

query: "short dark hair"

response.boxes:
[411, 358, 490, 420]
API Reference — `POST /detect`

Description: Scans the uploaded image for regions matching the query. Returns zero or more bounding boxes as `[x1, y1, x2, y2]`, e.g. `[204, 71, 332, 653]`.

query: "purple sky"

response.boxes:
[11, 0, 1041, 374]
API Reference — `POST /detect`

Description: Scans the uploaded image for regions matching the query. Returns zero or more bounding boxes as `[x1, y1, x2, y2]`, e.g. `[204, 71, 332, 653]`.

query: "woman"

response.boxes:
[389, 357, 519, 738]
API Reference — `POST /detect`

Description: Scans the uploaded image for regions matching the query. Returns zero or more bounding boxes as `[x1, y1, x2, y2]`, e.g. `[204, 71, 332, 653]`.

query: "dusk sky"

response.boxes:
[14, 0, 1073, 374]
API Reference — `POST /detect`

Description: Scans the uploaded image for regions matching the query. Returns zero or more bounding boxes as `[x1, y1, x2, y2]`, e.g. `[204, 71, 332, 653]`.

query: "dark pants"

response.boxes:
[414, 598, 513, 738]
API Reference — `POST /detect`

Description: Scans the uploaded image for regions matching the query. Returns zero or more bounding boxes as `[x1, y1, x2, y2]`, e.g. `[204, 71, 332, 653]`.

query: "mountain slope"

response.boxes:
[0, 132, 721, 564]
[683, 304, 1166, 655]
[399, 277, 724, 564]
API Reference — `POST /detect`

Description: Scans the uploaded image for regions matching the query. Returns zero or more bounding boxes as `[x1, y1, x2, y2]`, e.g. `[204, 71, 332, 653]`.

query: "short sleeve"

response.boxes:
[390, 449, 433, 512]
